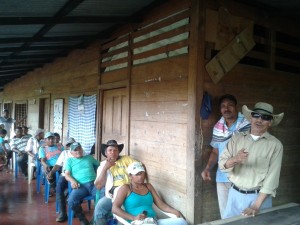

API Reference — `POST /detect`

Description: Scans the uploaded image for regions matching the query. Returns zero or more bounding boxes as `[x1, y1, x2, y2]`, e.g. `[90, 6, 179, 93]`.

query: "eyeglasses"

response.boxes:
[251, 112, 273, 121]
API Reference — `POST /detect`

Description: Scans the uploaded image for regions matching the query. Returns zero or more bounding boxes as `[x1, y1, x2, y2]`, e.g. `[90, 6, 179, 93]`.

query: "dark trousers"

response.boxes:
[17, 153, 28, 176]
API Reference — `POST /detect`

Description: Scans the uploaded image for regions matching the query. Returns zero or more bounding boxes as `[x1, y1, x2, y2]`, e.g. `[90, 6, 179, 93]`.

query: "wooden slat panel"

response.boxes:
[133, 40, 188, 61]
[133, 24, 189, 49]
[132, 10, 190, 39]
[276, 56, 300, 68]
[100, 56, 128, 68]
[101, 35, 129, 51]
[101, 45, 129, 59]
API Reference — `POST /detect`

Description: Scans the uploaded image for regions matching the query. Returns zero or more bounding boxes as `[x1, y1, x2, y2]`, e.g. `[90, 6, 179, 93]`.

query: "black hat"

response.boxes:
[101, 140, 124, 157]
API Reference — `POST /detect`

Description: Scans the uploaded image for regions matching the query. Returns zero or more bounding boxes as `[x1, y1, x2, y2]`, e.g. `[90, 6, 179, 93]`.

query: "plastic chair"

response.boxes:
[67, 182, 94, 225]
[114, 206, 176, 225]
[28, 155, 36, 184]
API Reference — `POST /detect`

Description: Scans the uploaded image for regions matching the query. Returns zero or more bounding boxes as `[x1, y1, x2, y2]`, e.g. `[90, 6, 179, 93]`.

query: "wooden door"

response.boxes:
[102, 88, 128, 155]
[38, 98, 50, 131]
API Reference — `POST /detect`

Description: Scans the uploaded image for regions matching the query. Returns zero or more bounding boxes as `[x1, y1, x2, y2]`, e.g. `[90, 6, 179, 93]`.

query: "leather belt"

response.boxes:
[232, 184, 260, 194]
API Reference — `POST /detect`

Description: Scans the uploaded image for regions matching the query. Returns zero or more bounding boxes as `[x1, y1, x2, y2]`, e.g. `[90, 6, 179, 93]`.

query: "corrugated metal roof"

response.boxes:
[0, 0, 299, 90]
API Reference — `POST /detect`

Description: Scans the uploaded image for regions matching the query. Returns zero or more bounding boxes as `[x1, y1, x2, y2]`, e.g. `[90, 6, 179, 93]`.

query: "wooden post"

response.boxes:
[187, 0, 206, 223]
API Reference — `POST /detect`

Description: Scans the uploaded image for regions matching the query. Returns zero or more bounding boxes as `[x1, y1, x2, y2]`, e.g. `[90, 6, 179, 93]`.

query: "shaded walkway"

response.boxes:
[0, 171, 93, 225]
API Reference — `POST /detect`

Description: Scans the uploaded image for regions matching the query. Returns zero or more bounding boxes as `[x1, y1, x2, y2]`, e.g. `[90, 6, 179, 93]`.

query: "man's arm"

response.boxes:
[242, 193, 269, 216]
[201, 148, 218, 181]
[47, 164, 62, 179]
[65, 170, 80, 189]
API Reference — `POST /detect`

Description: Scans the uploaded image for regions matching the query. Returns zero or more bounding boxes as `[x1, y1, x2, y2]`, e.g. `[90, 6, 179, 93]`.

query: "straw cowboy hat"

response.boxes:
[242, 102, 284, 127]
[101, 140, 124, 157]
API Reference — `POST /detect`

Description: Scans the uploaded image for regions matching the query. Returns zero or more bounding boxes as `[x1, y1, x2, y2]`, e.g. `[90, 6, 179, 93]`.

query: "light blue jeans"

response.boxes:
[94, 196, 112, 224]
[223, 186, 272, 219]
[216, 182, 231, 219]
[157, 218, 188, 225]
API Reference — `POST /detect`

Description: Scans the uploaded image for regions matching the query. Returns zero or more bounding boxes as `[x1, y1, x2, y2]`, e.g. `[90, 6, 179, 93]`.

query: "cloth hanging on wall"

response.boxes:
[68, 95, 96, 154]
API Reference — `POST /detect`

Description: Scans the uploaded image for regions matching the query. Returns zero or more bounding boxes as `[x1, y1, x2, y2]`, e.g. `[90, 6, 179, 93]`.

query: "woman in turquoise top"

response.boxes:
[112, 162, 187, 225]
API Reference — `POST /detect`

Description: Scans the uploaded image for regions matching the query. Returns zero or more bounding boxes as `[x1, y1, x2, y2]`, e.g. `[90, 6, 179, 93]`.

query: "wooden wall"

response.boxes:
[0, 41, 100, 143]
[0, 0, 299, 224]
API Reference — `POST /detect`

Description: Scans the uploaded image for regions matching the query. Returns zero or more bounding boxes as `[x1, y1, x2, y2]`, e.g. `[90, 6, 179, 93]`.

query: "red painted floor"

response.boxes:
[0, 170, 94, 225]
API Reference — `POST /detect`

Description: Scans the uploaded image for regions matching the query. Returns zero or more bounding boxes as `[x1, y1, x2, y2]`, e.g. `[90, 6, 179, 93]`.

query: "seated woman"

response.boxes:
[112, 162, 188, 225]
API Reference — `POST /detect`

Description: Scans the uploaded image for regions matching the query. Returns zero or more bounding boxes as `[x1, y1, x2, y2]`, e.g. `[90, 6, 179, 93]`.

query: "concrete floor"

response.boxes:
[0, 170, 93, 225]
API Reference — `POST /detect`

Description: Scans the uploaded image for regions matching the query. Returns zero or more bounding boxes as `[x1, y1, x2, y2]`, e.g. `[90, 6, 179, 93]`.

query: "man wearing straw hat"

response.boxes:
[219, 102, 284, 218]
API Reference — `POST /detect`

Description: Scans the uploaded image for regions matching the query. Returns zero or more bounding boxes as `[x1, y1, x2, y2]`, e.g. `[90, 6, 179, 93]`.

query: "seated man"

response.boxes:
[64, 142, 100, 225]
[39, 132, 63, 189]
[10, 127, 31, 178]
[113, 162, 187, 225]
[25, 128, 45, 158]
[0, 129, 9, 171]
[94, 140, 136, 225]
[47, 137, 76, 222]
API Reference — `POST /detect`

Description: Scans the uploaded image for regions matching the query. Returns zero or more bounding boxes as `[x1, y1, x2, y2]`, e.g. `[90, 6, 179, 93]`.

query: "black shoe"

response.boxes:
[56, 214, 68, 222]
[79, 218, 90, 225]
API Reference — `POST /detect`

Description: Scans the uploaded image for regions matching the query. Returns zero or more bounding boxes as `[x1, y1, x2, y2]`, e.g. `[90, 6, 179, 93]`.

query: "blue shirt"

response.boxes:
[39, 145, 63, 167]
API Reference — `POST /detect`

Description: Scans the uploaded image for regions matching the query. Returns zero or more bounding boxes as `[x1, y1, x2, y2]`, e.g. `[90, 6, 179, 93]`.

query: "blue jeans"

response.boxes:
[56, 175, 68, 195]
[68, 181, 96, 210]
[94, 196, 112, 223]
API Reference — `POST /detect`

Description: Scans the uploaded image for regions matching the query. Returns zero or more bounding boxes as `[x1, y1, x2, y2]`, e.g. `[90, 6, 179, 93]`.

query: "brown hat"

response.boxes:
[101, 140, 124, 157]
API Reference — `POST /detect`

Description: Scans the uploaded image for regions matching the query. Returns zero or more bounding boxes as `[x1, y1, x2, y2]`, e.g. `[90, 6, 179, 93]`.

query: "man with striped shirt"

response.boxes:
[201, 94, 250, 219]
[10, 126, 31, 179]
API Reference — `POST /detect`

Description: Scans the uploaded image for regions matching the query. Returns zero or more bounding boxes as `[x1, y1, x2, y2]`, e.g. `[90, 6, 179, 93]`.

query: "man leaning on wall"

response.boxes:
[201, 94, 250, 219]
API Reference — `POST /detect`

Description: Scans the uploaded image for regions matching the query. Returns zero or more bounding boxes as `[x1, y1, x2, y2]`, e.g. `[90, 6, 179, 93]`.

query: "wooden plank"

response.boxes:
[131, 55, 188, 84]
[101, 68, 128, 84]
[130, 120, 186, 145]
[132, 10, 190, 39]
[100, 56, 128, 68]
[133, 24, 189, 49]
[130, 101, 188, 124]
[101, 45, 129, 59]
[131, 80, 188, 102]
[101, 35, 129, 51]
[133, 40, 188, 61]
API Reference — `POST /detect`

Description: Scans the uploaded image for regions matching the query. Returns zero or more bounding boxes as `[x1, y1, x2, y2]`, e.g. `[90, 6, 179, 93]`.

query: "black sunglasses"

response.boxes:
[251, 112, 273, 121]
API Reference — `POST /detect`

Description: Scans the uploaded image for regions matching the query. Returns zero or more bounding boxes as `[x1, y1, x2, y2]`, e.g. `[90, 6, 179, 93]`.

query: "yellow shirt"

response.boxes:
[110, 155, 136, 186]
[219, 131, 283, 197]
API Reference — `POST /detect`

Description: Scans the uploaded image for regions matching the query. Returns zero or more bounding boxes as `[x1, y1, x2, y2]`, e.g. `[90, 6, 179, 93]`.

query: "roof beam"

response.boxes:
[0, 16, 136, 25]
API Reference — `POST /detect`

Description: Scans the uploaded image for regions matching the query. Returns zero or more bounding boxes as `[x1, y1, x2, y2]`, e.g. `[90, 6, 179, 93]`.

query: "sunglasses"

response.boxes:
[251, 112, 273, 121]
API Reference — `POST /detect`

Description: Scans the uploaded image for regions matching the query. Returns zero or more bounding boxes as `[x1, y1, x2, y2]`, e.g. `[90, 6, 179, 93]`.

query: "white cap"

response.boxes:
[127, 162, 145, 175]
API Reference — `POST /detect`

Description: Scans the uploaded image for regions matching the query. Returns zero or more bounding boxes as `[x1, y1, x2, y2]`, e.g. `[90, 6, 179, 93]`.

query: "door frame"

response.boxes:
[96, 80, 129, 160]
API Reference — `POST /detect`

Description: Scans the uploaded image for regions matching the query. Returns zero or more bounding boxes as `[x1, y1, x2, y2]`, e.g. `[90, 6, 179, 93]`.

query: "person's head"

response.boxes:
[127, 162, 146, 184]
[66, 137, 76, 149]
[53, 132, 60, 144]
[34, 128, 45, 140]
[101, 140, 124, 160]
[15, 126, 23, 138]
[242, 102, 284, 136]
[44, 132, 55, 146]
[3, 109, 9, 118]
[22, 126, 29, 135]
[0, 124, 5, 130]
[219, 94, 238, 121]
[70, 142, 84, 158]
[0, 129, 7, 138]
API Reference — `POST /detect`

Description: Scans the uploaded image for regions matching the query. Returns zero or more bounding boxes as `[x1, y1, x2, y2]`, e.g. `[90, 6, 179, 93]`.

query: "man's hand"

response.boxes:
[234, 148, 248, 164]
[201, 168, 211, 181]
[46, 171, 53, 180]
[104, 158, 117, 170]
[71, 181, 80, 189]
[241, 206, 259, 217]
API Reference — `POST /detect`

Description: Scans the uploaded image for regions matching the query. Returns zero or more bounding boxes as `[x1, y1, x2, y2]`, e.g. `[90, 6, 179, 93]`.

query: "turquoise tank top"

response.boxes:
[123, 187, 156, 222]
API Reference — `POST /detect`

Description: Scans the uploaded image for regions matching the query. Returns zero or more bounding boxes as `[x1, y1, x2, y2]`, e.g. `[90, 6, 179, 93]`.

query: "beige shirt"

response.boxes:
[219, 131, 283, 197]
